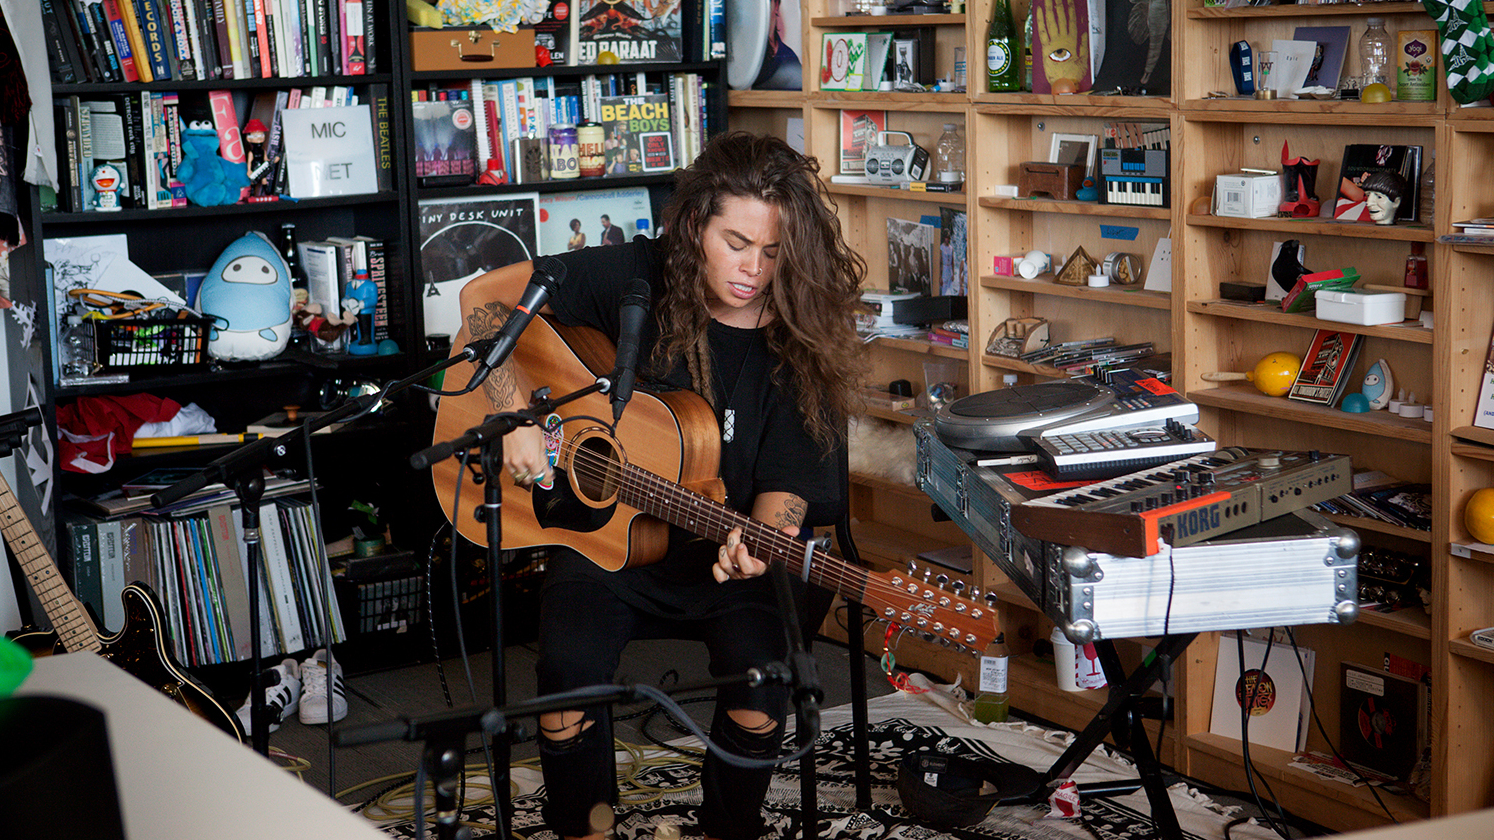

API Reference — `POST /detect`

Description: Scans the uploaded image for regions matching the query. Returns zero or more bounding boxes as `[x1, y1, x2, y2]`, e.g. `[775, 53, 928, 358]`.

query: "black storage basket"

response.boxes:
[89, 317, 213, 372]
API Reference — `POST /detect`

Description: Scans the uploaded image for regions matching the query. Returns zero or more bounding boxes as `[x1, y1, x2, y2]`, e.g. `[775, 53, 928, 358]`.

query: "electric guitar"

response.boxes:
[1, 473, 245, 742]
[431, 316, 999, 653]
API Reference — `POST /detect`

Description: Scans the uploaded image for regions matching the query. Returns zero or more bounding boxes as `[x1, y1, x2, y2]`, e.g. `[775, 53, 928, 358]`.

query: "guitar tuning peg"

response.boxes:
[984, 591, 999, 608]
[952, 579, 966, 594]
[935, 573, 950, 588]
[968, 586, 981, 601]
[906, 560, 918, 575]
[921, 567, 933, 583]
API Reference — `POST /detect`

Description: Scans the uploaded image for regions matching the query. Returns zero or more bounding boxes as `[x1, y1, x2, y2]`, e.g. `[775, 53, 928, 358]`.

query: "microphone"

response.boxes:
[611, 278, 651, 423]
[465, 257, 567, 391]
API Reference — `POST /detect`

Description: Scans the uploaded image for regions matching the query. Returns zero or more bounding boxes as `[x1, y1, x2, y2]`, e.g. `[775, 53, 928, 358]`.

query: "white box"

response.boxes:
[1215, 173, 1281, 218]
[1315, 289, 1408, 325]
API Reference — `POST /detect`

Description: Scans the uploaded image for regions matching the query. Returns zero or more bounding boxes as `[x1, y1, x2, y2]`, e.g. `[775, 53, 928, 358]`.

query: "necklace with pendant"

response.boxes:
[720, 305, 765, 444]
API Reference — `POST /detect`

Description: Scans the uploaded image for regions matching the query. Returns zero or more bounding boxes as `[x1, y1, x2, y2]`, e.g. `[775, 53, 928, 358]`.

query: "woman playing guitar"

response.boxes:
[450, 132, 867, 840]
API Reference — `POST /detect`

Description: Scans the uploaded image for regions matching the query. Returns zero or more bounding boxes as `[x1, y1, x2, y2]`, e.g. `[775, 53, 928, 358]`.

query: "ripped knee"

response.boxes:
[539, 710, 596, 748]
[718, 708, 782, 760]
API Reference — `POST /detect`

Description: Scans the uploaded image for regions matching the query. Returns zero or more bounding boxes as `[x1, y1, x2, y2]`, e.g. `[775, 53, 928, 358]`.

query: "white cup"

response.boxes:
[1050, 626, 1081, 691]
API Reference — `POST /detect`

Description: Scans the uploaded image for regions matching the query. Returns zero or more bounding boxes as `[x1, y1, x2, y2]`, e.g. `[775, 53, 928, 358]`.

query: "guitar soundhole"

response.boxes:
[571, 433, 624, 507]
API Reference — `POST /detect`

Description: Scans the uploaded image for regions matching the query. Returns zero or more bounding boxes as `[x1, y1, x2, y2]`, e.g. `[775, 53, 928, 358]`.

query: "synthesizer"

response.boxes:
[1010, 447, 1353, 558]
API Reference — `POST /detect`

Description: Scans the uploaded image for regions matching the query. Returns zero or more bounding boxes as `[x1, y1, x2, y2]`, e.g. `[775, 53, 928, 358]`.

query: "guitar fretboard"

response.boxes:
[0, 477, 100, 653]
[618, 463, 870, 602]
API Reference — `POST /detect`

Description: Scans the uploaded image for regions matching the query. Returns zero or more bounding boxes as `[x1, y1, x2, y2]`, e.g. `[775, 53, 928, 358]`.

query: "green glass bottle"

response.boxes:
[972, 633, 1011, 723]
[986, 0, 1021, 92]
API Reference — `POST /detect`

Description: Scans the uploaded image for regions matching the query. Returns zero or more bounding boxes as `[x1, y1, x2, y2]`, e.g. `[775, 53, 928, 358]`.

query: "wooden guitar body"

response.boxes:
[432, 316, 723, 570]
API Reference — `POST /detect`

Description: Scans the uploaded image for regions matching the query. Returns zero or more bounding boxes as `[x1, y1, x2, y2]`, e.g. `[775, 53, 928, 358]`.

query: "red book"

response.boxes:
[251, 0, 271, 78]
[100, 0, 142, 81]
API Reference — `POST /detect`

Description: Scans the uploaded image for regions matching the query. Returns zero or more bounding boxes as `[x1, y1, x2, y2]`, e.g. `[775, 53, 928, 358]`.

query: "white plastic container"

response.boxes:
[1050, 626, 1107, 691]
[1315, 289, 1408, 325]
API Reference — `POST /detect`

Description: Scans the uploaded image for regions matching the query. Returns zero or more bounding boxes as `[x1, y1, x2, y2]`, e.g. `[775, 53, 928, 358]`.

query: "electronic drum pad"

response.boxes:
[934, 380, 1114, 452]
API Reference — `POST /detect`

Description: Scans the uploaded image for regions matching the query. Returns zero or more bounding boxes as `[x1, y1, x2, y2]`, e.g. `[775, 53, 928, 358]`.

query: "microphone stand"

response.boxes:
[150, 342, 507, 757]
[410, 374, 613, 836]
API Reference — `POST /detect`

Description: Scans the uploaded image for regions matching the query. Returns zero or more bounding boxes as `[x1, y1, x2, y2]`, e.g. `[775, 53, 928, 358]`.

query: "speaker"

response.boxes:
[0, 695, 127, 839]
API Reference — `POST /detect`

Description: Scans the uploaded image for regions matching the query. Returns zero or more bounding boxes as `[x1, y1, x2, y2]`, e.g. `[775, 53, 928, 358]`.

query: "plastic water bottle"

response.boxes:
[933, 123, 965, 185]
[1359, 18, 1393, 89]
[972, 633, 1010, 723]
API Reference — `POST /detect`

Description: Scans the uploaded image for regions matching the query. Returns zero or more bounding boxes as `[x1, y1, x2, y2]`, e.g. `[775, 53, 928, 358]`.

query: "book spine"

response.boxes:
[75, 96, 96, 210]
[100, 0, 141, 82]
[69, 0, 105, 82]
[359, 0, 373, 71]
[87, 1, 124, 82]
[326, 0, 340, 74]
[166, 0, 195, 79]
[135, 0, 173, 80]
[42, 0, 82, 86]
[118, 94, 146, 208]
[263, 0, 281, 77]
[362, 236, 388, 340]
[209, 0, 233, 77]
[368, 82, 391, 190]
[311, 0, 330, 75]
[115, 0, 152, 81]
[194, 0, 221, 78]
[343, 0, 364, 74]
[182, 0, 208, 79]
[236, 0, 256, 77]
[247, 0, 267, 78]
[62, 0, 101, 82]
[64, 519, 104, 628]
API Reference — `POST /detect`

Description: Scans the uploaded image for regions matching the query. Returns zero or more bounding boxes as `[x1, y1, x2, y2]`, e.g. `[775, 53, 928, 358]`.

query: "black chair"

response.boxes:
[795, 441, 873, 838]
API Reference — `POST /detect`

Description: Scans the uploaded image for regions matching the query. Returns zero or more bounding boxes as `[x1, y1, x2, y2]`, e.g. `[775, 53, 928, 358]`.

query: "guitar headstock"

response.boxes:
[863, 564, 1000, 654]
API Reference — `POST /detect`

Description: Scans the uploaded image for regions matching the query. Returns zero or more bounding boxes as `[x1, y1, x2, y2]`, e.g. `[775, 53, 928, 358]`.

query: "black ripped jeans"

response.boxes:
[534, 576, 790, 840]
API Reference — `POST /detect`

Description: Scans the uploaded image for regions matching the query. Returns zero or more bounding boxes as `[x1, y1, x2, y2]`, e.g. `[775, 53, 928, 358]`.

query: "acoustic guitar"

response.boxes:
[1, 472, 245, 742]
[431, 316, 999, 653]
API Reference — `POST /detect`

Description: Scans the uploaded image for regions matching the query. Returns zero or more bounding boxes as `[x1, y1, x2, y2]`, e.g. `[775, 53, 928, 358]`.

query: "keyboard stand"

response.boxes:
[1031, 633, 1198, 839]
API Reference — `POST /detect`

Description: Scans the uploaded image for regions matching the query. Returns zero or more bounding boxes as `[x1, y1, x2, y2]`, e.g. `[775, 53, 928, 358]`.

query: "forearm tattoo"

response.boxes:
[773, 496, 807, 531]
[467, 302, 519, 409]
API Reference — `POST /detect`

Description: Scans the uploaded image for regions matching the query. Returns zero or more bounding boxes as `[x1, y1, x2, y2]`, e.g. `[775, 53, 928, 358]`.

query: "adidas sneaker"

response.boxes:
[234, 657, 302, 735]
[299, 649, 348, 725]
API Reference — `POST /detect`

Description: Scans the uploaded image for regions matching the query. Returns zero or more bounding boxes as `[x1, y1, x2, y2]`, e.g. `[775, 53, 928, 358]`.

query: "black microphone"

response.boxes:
[611, 278, 651, 423]
[465, 257, 567, 391]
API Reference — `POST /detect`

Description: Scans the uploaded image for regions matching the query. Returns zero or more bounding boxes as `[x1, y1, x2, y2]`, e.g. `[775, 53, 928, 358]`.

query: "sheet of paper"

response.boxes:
[1271, 40, 1320, 98]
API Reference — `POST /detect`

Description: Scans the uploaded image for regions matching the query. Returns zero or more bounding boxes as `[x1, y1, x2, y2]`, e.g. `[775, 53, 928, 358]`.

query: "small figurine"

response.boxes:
[1362, 359, 1393, 410]
[342, 270, 380, 356]
[243, 118, 277, 197]
[291, 288, 353, 344]
[1362, 170, 1407, 225]
[90, 163, 124, 211]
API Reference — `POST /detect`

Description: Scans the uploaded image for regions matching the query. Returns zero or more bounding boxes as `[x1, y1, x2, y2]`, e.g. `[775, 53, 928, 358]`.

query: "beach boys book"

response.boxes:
[597, 93, 674, 175]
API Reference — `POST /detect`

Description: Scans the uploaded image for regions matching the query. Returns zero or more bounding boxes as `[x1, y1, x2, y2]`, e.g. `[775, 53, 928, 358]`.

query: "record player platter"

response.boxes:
[934, 380, 1114, 452]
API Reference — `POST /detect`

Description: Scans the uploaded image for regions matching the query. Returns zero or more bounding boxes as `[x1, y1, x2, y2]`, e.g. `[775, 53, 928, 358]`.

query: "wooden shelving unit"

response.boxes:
[722, 0, 1491, 828]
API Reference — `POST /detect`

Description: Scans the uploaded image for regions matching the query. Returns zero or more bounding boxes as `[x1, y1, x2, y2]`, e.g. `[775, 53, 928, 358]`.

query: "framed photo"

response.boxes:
[1050, 133, 1098, 179]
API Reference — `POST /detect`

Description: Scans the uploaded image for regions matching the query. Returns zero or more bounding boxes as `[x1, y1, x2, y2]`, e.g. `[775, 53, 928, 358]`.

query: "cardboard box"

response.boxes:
[409, 27, 536, 72]
[1215, 172, 1281, 218]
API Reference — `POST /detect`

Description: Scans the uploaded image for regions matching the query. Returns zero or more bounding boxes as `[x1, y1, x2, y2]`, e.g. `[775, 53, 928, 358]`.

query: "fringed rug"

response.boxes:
[375, 682, 1278, 840]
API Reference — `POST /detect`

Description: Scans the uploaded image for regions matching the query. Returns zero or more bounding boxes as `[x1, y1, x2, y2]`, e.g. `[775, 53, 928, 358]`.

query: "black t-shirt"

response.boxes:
[542, 237, 838, 618]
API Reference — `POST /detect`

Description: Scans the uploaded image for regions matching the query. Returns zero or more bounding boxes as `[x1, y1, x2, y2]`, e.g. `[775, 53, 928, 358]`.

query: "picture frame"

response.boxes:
[1049, 133, 1099, 179]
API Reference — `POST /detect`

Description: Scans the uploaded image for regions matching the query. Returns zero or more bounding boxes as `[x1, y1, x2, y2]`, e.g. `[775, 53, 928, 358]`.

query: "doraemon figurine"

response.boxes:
[1362, 359, 1393, 411]
[197, 231, 294, 361]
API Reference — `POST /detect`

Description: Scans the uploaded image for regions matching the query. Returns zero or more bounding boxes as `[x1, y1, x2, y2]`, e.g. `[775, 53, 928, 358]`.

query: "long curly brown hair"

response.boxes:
[653, 132, 867, 450]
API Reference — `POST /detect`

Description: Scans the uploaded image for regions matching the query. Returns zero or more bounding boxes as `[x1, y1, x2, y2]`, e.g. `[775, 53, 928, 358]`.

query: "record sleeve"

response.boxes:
[1338, 661, 1426, 781]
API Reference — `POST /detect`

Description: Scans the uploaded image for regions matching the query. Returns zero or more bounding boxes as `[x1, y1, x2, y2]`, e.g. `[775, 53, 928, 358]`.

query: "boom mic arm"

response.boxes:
[464, 256, 568, 392]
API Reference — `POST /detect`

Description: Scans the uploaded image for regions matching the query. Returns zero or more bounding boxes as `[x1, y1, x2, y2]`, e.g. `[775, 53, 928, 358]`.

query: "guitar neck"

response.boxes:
[619, 464, 867, 600]
[0, 474, 101, 652]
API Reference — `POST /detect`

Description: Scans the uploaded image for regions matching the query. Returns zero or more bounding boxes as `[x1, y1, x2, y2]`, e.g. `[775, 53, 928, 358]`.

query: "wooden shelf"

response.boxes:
[1187, 1, 1429, 18]
[1355, 607, 1433, 640]
[1188, 385, 1434, 444]
[1451, 541, 1494, 565]
[849, 471, 925, 497]
[980, 353, 1071, 379]
[1185, 732, 1429, 825]
[1447, 240, 1494, 255]
[826, 183, 967, 203]
[1185, 214, 1436, 241]
[1180, 100, 1441, 123]
[868, 335, 970, 360]
[1321, 512, 1432, 544]
[810, 13, 965, 27]
[1450, 637, 1494, 666]
[727, 90, 803, 109]
[1451, 426, 1494, 456]
[971, 96, 1172, 117]
[977, 195, 1171, 220]
[1186, 300, 1434, 344]
[861, 406, 920, 425]
[807, 91, 968, 110]
[980, 274, 1172, 309]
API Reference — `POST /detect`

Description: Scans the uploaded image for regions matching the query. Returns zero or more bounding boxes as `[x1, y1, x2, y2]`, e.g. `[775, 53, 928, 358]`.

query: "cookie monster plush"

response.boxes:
[197, 232, 294, 361]
[177, 120, 250, 207]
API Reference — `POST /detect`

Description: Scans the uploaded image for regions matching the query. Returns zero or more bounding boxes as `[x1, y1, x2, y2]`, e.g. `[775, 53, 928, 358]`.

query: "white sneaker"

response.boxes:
[234, 658, 302, 734]
[298, 649, 348, 724]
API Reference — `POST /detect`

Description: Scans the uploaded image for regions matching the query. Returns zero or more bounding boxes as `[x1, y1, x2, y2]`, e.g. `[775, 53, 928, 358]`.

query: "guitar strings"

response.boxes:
[547, 434, 992, 647]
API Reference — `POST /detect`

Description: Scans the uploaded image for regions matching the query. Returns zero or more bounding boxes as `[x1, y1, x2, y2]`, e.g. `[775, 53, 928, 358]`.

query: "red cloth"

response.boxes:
[56, 394, 182, 472]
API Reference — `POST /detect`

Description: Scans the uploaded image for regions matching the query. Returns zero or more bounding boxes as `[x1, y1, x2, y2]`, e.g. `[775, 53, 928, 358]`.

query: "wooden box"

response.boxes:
[409, 27, 536, 72]
[1017, 161, 1085, 201]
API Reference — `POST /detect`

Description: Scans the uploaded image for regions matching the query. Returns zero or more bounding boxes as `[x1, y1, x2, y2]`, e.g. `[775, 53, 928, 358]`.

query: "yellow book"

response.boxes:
[117, 0, 153, 83]
[223, 0, 245, 79]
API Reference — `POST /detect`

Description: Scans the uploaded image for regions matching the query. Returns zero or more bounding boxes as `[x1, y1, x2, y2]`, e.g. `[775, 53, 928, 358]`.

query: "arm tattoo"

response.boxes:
[468, 302, 519, 409]
[772, 496, 807, 531]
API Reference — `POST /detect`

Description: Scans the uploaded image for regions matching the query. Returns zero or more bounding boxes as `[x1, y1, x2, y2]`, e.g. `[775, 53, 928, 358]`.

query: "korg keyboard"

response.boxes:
[1010, 447, 1353, 558]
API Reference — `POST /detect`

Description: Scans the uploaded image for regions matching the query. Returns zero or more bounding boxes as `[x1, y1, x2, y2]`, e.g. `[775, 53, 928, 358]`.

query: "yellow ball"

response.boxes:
[1466, 488, 1494, 544]
[1249, 352, 1302, 397]
[1360, 83, 1393, 103]
[598, 51, 620, 65]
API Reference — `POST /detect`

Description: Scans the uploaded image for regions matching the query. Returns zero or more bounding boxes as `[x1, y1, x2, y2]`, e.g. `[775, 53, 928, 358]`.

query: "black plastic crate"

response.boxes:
[90, 317, 212, 372]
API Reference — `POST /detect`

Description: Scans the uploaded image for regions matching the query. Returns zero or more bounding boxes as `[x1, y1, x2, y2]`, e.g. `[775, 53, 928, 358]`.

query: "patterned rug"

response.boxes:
[374, 685, 1278, 840]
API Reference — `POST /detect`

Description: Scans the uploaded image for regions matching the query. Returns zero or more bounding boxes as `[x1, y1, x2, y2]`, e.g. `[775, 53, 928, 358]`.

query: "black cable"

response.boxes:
[443, 447, 496, 825]
[1283, 627, 1399, 825]
[1237, 632, 1292, 839]
[425, 524, 456, 709]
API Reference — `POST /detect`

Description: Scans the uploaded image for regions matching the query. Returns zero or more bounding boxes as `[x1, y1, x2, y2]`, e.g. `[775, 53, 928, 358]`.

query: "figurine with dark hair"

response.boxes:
[1361, 170, 1407, 225]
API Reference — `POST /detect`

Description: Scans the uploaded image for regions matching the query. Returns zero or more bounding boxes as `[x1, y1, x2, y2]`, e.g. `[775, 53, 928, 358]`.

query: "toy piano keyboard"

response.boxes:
[1099, 148, 1169, 208]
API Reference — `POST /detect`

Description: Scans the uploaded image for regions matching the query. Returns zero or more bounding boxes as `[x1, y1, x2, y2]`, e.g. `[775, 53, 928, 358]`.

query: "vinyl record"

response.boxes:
[726, 0, 771, 90]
